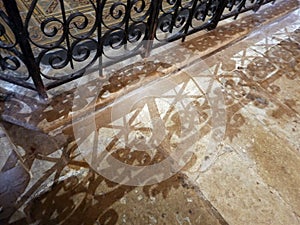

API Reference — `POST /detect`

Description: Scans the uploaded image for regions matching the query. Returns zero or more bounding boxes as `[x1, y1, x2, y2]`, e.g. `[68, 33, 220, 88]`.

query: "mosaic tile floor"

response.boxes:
[1, 0, 300, 224]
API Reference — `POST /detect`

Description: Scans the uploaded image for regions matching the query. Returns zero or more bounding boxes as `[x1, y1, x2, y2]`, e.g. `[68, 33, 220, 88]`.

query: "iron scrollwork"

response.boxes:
[0, 4, 35, 86]
[0, 0, 277, 97]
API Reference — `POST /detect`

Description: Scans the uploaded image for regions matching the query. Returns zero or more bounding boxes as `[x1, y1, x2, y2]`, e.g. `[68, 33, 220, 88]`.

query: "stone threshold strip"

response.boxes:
[0, 0, 298, 133]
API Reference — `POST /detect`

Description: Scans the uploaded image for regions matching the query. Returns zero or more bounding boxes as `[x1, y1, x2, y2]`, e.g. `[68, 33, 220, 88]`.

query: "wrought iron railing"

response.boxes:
[0, 0, 276, 98]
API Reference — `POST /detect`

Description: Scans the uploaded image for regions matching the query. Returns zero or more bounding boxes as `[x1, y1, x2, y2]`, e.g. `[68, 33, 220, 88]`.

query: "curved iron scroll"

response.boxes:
[0, 0, 276, 98]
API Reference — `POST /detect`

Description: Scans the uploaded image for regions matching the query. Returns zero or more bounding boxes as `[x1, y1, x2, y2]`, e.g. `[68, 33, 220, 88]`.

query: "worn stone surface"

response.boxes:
[1, 1, 300, 225]
[195, 152, 299, 225]
[183, 4, 300, 225]
[247, 124, 300, 214]
[19, 173, 226, 225]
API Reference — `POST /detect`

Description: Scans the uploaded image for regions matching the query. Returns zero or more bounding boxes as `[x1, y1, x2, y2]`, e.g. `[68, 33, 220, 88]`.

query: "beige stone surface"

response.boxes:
[193, 152, 299, 225]
[1, 1, 300, 224]
[182, 5, 300, 224]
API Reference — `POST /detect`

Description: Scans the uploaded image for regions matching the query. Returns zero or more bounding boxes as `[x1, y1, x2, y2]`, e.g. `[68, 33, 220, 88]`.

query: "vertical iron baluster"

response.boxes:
[59, 0, 74, 69]
[234, 0, 246, 18]
[182, 0, 198, 42]
[254, 0, 265, 11]
[124, 0, 132, 47]
[0, 54, 5, 71]
[2, 0, 47, 98]
[207, 0, 228, 29]
[227, 0, 235, 12]
[143, 0, 162, 58]
[201, 1, 211, 23]
[169, 0, 181, 34]
[97, 0, 104, 77]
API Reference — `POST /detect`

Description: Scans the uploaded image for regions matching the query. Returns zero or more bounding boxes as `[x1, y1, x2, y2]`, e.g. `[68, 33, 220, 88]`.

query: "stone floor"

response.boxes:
[1, 0, 300, 224]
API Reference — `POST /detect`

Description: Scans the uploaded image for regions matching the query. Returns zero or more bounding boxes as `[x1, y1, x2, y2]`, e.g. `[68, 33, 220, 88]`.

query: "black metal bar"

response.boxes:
[59, 0, 74, 69]
[234, 0, 246, 19]
[207, 0, 229, 30]
[2, 0, 47, 98]
[169, 0, 181, 34]
[97, 0, 103, 78]
[143, 0, 161, 58]
[182, 0, 198, 42]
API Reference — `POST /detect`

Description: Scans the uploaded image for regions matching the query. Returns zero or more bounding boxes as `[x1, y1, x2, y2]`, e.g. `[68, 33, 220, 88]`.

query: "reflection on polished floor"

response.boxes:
[1, 0, 300, 224]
